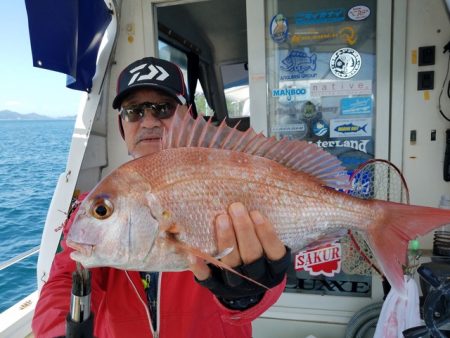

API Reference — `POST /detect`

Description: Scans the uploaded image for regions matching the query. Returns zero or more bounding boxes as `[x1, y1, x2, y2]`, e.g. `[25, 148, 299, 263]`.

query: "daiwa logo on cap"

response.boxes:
[112, 56, 188, 109]
[128, 63, 170, 85]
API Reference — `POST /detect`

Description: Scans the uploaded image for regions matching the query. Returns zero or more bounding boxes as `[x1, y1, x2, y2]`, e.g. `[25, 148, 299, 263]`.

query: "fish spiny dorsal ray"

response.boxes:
[162, 107, 350, 189]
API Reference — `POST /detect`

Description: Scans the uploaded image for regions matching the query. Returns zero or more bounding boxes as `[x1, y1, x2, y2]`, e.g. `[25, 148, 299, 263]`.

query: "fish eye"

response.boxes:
[90, 197, 114, 220]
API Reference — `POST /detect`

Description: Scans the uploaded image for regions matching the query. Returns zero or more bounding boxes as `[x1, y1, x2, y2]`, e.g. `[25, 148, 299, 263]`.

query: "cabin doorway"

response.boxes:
[155, 0, 250, 124]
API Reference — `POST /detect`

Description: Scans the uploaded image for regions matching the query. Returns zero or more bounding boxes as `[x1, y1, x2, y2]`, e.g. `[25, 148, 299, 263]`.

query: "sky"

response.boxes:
[0, 2, 82, 117]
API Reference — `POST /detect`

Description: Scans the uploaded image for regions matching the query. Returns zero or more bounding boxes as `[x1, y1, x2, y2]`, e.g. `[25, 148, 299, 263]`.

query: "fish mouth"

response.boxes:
[66, 239, 94, 257]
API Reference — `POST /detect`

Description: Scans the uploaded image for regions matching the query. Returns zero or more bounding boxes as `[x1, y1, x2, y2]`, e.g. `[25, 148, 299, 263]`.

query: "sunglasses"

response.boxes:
[120, 102, 176, 122]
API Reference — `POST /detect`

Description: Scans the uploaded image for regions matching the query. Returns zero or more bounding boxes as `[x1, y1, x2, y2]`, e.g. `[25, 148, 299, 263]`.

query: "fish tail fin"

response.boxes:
[169, 237, 269, 290]
[367, 201, 450, 295]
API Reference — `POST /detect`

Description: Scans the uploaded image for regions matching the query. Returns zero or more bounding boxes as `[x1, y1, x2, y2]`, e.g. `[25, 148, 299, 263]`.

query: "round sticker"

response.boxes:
[312, 120, 329, 137]
[330, 48, 362, 79]
[270, 14, 288, 43]
[348, 6, 371, 21]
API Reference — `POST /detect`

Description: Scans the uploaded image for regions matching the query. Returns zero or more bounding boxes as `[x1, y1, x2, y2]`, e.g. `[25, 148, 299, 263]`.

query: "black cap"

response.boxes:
[112, 57, 188, 109]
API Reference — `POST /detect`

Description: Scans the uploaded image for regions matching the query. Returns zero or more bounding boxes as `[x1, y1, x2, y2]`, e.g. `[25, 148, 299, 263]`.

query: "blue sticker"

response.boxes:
[335, 123, 366, 134]
[270, 14, 288, 43]
[281, 50, 317, 72]
[272, 87, 309, 101]
[330, 118, 372, 138]
[312, 120, 329, 137]
[340, 97, 372, 115]
[295, 8, 346, 26]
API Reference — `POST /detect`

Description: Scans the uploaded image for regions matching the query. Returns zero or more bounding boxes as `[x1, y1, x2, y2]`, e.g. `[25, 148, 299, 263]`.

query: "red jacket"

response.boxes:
[32, 196, 285, 338]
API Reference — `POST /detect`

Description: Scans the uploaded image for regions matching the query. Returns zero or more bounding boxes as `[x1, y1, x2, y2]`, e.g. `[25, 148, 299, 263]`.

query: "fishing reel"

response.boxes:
[403, 262, 450, 338]
[66, 265, 94, 338]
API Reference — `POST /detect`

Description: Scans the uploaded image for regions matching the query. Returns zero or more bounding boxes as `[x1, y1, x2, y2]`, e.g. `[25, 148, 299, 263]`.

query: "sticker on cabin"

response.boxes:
[339, 152, 373, 172]
[271, 122, 308, 140]
[330, 48, 362, 79]
[322, 107, 339, 115]
[340, 97, 372, 115]
[301, 101, 318, 120]
[290, 271, 372, 296]
[310, 80, 372, 97]
[337, 26, 357, 46]
[312, 120, 329, 137]
[314, 138, 373, 154]
[271, 123, 307, 134]
[272, 87, 309, 101]
[295, 8, 345, 26]
[290, 26, 357, 46]
[295, 243, 342, 277]
[280, 50, 317, 80]
[330, 117, 372, 138]
[348, 5, 371, 21]
[270, 14, 288, 43]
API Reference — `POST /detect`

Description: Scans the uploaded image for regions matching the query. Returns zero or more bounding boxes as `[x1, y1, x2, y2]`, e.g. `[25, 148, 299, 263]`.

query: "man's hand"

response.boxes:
[190, 202, 290, 308]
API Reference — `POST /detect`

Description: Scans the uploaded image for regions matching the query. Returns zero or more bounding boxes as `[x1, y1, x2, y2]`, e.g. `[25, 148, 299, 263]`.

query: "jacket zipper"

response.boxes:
[125, 271, 158, 338]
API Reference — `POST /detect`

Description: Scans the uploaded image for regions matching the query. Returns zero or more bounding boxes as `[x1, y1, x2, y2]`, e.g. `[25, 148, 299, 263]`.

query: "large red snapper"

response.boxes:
[67, 111, 450, 294]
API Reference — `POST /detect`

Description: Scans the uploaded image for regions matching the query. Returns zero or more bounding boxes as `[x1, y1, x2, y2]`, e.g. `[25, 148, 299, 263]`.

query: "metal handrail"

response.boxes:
[0, 245, 40, 272]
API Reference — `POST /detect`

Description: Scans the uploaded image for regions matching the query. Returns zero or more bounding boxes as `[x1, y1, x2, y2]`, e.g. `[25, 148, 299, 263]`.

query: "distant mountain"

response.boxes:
[58, 115, 77, 120]
[0, 110, 76, 120]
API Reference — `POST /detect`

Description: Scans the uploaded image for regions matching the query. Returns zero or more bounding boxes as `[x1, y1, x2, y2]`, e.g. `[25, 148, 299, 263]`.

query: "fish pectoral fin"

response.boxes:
[166, 237, 268, 290]
[214, 246, 234, 260]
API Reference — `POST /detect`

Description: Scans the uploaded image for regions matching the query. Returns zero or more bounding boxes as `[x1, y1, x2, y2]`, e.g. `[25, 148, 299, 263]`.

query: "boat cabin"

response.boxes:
[1, 0, 450, 337]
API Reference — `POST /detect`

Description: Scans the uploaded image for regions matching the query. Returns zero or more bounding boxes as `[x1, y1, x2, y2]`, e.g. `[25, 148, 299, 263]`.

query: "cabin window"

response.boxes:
[221, 63, 250, 118]
[265, 0, 376, 153]
[265, 0, 377, 297]
[158, 40, 214, 116]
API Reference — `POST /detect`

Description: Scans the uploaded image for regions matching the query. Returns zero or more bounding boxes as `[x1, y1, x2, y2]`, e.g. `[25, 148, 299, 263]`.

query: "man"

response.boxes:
[32, 57, 289, 338]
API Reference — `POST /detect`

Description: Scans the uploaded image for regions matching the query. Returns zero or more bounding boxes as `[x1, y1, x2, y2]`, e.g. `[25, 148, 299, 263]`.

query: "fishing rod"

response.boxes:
[66, 263, 94, 338]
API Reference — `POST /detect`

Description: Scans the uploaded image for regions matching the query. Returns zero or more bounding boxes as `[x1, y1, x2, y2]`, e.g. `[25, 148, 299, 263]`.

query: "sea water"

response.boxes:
[0, 120, 74, 313]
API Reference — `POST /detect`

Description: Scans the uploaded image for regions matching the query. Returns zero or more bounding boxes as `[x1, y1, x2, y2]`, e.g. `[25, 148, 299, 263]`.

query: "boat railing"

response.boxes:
[0, 246, 40, 337]
[0, 246, 40, 272]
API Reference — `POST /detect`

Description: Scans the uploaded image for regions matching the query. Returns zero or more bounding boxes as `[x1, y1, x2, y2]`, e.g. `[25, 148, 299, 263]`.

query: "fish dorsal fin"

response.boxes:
[162, 107, 350, 189]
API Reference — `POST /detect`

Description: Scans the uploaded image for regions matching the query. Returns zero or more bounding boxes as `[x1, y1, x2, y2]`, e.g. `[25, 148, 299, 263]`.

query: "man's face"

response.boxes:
[120, 88, 188, 158]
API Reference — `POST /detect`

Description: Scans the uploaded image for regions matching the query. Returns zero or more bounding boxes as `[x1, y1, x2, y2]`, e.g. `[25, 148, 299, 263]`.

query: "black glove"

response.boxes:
[196, 246, 291, 309]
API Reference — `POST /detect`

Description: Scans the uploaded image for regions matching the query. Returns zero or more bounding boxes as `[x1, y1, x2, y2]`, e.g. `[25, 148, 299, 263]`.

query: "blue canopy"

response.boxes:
[25, 0, 112, 92]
